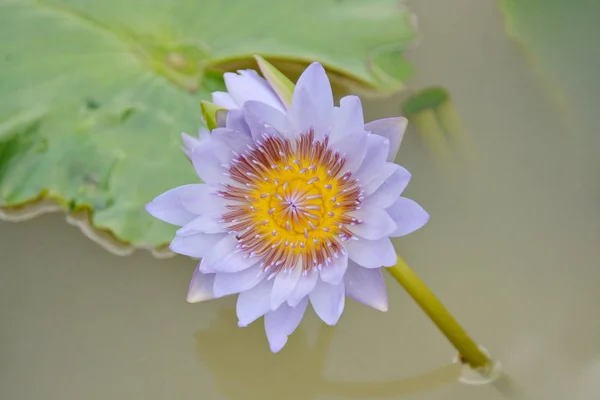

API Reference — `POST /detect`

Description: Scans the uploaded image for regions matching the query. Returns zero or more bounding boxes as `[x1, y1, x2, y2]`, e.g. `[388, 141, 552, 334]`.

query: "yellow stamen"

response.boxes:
[219, 131, 362, 272]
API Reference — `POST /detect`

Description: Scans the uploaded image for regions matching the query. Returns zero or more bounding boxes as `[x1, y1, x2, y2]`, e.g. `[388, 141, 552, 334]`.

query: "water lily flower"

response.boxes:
[146, 61, 429, 352]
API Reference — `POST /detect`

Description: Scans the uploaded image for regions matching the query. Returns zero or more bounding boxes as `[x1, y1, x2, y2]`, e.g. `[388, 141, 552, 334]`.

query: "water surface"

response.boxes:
[2, 1, 599, 399]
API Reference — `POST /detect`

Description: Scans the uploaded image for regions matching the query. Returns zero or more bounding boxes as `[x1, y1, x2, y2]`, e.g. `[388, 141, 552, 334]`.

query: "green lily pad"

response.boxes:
[0, 0, 417, 250]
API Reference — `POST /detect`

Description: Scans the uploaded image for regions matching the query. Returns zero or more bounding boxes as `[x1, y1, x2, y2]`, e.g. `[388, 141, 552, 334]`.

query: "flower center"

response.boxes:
[219, 131, 363, 273]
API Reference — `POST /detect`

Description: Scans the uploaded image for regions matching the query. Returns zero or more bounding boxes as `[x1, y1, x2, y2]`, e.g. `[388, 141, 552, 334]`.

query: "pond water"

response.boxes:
[2, 1, 599, 399]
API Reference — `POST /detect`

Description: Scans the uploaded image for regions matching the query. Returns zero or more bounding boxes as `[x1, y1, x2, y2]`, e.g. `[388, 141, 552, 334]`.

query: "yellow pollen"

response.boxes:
[219, 131, 363, 272]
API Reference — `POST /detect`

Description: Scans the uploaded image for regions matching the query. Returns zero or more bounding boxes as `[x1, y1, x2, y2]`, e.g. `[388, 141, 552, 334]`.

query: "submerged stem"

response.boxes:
[387, 255, 491, 370]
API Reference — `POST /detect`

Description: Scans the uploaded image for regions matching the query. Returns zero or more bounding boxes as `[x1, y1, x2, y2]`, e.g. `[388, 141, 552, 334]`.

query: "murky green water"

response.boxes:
[2, 1, 599, 399]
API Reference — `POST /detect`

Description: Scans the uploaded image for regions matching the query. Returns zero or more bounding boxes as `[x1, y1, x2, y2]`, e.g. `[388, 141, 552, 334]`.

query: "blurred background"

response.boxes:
[1, 1, 599, 399]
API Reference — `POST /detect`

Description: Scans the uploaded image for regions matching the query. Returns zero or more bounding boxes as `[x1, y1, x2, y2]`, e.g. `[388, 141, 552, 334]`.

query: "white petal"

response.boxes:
[244, 100, 288, 141]
[211, 128, 253, 156]
[287, 86, 318, 138]
[330, 96, 364, 142]
[213, 264, 267, 298]
[224, 70, 284, 111]
[355, 135, 391, 194]
[200, 235, 258, 273]
[387, 197, 430, 237]
[319, 252, 348, 285]
[271, 264, 302, 310]
[187, 266, 216, 303]
[177, 213, 225, 235]
[286, 269, 318, 307]
[345, 237, 397, 268]
[237, 279, 274, 327]
[348, 205, 397, 240]
[190, 141, 227, 185]
[365, 165, 411, 208]
[169, 232, 226, 258]
[365, 117, 408, 161]
[309, 280, 345, 325]
[211, 91, 238, 109]
[264, 298, 308, 352]
[344, 262, 388, 311]
[145, 185, 199, 226]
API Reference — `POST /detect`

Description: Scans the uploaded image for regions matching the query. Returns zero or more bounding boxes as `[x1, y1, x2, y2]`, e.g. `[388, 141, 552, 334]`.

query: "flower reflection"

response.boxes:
[194, 307, 459, 399]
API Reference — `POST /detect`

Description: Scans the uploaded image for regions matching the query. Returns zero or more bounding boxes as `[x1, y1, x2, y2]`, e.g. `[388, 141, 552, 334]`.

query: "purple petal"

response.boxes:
[287, 86, 318, 138]
[212, 92, 238, 109]
[329, 129, 368, 173]
[239, 70, 286, 111]
[319, 252, 348, 285]
[244, 100, 288, 141]
[182, 129, 211, 158]
[330, 96, 364, 143]
[177, 213, 225, 235]
[198, 128, 210, 142]
[200, 235, 258, 273]
[365, 165, 411, 208]
[344, 237, 397, 268]
[344, 262, 388, 312]
[264, 298, 308, 352]
[295, 62, 333, 113]
[182, 132, 202, 158]
[213, 264, 267, 298]
[190, 141, 228, 185]
[169, 232, 226, 258]
[365, 117, 408, 162]
[271, 265, 302, 310]
[286, 269, 318, 307]
[293, 62, 333, 138]
[145, 185, 200, 226]
[355, 135, 391, 194]
[211, 127, 253, 156]
[187, 266, 216, 303]
[237, 279, 274, 327]
[224, 70, 284, 111]
[309, 280, 345, 325]
[177, 184, 225, 216]
[358, 162, 397, 198]
[226, 109, 251, 135]
[201, 136, 233, 164]
[348, 205, 397, 240]
[386, 197, 430, 237]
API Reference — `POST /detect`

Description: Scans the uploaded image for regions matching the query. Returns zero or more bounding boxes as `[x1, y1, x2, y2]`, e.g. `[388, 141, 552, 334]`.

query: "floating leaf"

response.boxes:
[402, 88, 475, 164]
[499, 0, 600, 128]
[0, 0, 417, 250]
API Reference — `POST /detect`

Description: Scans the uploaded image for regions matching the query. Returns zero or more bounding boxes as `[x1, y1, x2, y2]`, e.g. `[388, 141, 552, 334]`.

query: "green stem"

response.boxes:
[387, 255, 490, 370]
